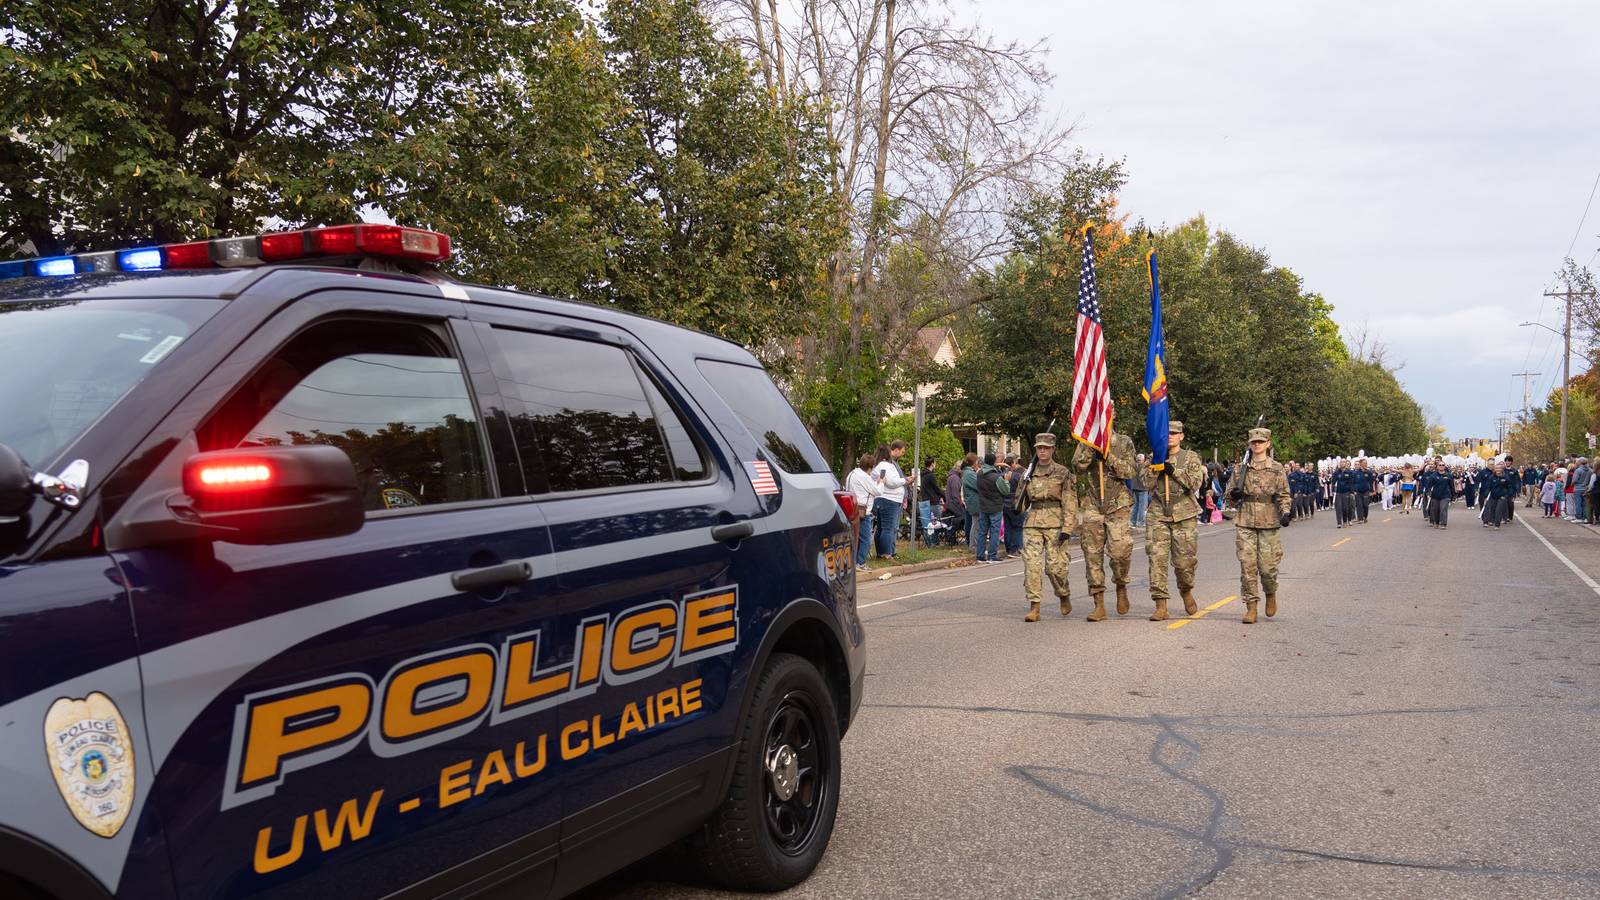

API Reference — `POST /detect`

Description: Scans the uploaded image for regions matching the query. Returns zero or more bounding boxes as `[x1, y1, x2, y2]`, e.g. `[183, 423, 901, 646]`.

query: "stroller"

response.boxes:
[922, 506, 963, 546]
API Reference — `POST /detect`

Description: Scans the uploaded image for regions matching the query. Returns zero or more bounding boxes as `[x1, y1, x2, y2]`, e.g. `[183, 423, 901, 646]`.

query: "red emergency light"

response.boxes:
[195, 463, 274, 490]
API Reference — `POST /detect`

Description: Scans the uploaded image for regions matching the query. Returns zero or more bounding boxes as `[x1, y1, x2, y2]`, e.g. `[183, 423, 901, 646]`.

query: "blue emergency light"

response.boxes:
[117, 248, 163, 272]
[33, 257, 76, 277]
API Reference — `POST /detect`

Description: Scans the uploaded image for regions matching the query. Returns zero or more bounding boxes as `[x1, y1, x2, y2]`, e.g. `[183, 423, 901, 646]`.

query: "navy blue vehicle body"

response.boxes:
[0, 266, 864, 900]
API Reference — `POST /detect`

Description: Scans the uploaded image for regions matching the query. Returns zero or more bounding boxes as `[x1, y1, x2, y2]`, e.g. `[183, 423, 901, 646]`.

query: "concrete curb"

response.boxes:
[864, 556, 983, 580]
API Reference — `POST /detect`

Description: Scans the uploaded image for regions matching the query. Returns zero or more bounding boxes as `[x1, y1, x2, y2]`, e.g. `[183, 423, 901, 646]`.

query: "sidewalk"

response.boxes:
[860, 553, 983, 580]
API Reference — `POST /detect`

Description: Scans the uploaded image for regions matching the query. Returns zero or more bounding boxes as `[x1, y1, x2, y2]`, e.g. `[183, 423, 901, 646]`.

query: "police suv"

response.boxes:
[0, 225, 864, 899]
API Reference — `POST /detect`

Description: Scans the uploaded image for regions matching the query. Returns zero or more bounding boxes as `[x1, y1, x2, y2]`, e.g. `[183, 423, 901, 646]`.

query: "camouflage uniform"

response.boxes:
[1072, 431, 1136, 619]
[1139, 422, 1205, 620]
[1234, 427, 1293, 623]
[1021, 434, 1077, 619]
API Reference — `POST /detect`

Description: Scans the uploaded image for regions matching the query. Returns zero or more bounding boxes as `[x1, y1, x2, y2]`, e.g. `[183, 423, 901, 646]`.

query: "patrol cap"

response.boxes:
[1249, 427, 1271, 442]
[1034, 433, 1057, 448]
[1168, 420, 1184, 434]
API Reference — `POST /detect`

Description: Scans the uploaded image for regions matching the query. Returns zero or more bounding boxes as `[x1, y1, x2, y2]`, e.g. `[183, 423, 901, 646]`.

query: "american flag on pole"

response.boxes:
[1071, 224, 1114, 454]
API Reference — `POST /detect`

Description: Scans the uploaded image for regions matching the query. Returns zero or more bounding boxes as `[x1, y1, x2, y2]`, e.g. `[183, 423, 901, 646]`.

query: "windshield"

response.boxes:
[0, 298, 225, 467]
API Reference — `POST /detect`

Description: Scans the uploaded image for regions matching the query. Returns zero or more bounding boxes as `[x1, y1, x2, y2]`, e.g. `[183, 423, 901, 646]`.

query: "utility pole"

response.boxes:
[1542, 288, 1584, 458]
[1511, 371, 1542, 420]
[1500, 410, 1523, 454]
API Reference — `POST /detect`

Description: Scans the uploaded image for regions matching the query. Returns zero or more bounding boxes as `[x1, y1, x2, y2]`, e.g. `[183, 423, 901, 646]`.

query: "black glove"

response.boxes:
[1279, 512, 1292, 528]
[1056, 531, 1070, 546]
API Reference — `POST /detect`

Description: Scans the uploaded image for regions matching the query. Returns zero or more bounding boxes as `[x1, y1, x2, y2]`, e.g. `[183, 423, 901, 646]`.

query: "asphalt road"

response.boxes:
[589, 502, 1600, 899]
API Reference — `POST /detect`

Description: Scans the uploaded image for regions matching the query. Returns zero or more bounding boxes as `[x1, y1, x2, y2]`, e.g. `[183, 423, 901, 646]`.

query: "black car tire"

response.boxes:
[689, 652, 841, 891]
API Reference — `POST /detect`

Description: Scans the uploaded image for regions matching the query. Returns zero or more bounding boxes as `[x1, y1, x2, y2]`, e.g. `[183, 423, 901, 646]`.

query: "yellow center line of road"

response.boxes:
[1332, 537, 1351, 548]
[1168, 595, 1238, 629]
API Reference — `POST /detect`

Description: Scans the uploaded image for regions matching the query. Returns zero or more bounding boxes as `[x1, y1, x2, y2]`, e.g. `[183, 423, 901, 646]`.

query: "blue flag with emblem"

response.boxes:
[1143, 247, 1169, 468]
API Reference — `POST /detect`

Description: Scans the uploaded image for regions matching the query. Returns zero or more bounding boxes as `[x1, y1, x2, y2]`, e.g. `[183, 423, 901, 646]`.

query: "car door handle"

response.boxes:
[451, 560, 533, 592]
[710, 521, 755, 543]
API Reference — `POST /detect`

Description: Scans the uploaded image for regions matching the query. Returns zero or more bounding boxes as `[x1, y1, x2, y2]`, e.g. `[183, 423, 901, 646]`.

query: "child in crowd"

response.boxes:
[1541, 474, 1560, 517]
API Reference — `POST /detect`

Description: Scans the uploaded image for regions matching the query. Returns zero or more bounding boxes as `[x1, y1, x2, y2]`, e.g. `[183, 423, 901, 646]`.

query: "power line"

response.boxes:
[1567, 169, 1600, 260]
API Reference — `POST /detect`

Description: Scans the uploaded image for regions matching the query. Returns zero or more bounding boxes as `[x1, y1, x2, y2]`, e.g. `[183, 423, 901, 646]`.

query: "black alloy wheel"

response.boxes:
[689, 652, 842, 891]
[762, 690, 830, 855]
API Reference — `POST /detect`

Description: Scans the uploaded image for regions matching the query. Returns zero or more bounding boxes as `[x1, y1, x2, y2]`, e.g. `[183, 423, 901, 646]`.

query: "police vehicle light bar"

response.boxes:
[0, 224, 453, 279]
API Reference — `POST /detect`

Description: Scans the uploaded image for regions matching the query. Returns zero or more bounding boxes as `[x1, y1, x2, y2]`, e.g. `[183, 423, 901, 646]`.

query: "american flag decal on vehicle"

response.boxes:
[746, 460, 779, 495]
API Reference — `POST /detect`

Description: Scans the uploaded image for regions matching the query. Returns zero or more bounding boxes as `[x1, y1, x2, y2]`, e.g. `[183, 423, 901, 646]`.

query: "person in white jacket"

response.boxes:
[845, 452, 881, 571]
[872, 440, 908, 559]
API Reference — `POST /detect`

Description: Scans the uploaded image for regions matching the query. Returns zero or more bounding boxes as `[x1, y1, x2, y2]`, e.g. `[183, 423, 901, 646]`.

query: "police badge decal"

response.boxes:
[44, 692, 136, 837]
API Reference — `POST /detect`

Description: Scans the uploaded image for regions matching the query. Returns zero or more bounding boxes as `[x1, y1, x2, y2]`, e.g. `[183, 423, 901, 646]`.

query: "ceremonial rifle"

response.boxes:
[1228, 414, 1267, 507]
[1014, 417, 1056, 515]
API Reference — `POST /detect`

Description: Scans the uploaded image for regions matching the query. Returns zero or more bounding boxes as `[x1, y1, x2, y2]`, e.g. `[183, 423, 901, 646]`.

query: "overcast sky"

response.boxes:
[981, 0, 1600, 441]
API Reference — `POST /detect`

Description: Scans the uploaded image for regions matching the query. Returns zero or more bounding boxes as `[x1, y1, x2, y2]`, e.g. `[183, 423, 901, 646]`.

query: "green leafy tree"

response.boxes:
[1, 0, 613, 265]
[933, 155, 1131, 445]
[872, 413, 963, 476]
[1507, 374, 1600, 461]
[933, 162, 1426, 461]
[595, 0, 841, 349]
[2, 0, 837, 358]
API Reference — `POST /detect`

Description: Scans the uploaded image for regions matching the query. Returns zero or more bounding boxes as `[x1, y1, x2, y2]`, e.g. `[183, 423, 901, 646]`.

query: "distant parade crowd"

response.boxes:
[1285, 455, 1599, 530]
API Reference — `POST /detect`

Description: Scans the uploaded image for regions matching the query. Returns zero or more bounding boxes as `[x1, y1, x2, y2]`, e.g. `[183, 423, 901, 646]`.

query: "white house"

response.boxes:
[888, 326, 1021, 461]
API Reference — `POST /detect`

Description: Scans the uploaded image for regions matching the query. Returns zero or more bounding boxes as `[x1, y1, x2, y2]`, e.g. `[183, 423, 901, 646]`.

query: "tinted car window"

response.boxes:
[493, 328, 707, 492]
[696, 359, 826, 474]
[200, 319, 491, 511]
[638, 369, 708, 481]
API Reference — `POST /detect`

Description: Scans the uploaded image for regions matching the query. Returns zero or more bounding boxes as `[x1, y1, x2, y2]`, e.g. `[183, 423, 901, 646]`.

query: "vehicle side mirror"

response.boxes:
[0, 443, 32, 518]
[109, 445, 365, 548]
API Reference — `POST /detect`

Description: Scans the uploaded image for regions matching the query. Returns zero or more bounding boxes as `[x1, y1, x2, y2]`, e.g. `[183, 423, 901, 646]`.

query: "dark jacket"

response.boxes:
[921, 468, 944, 506]
[976, 464, 1011, 514]
[1003, 469, 1027, 527]
[945, 468, 966, 513]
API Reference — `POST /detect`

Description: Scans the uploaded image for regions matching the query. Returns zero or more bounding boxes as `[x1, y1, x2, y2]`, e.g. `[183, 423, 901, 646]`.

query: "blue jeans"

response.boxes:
[1131, 491, 1149, 526]
[918, 500, 933, 536]
[975, 511, 1002, 560]
[874, 498, 902, 557]
[964, 510, 976, 548]
[1004, 517, 1023, 554]
[855, 514, 874, 566]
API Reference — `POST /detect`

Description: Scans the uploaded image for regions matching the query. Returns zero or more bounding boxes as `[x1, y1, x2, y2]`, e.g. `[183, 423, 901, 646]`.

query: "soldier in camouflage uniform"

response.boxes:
[1072, 431, 1137, 621]
[1138, 420, 1205, 621]
[1020, 433, 1078, 623]
[1231, 427, 1293, 624]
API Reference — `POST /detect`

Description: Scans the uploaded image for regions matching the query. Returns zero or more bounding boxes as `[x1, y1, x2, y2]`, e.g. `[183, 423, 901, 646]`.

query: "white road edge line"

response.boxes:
[1517, 516, 1600, 597]
[858, 571, 1025, 608]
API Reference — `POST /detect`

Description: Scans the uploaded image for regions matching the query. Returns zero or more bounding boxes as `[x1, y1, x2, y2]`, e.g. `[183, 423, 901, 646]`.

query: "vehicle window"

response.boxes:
[638, 369, 708, 481]
[0, 298, 225, 467]
[491, 328, 706, 492]
[696, 359, 827, 474]
[199, 319, 491, 511]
